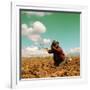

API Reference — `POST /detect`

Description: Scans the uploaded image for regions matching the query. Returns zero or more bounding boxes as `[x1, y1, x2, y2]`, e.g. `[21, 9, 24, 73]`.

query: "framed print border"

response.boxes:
[11, 1, 88, 88]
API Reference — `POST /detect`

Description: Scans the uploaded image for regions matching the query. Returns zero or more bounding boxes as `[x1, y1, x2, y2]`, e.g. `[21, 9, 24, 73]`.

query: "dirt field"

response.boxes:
[21, 56, 80, 79]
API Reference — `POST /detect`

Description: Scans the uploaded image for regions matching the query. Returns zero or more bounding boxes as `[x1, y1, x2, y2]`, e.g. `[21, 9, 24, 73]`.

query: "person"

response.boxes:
[48, 40, 65, 66]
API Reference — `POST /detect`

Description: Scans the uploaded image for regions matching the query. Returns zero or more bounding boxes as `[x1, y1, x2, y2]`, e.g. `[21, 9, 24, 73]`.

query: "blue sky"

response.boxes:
[20, 10, 80, 51]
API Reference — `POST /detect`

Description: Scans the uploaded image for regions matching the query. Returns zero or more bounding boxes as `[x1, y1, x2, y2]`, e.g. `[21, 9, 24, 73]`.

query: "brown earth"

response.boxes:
[21, 56, 80, 79]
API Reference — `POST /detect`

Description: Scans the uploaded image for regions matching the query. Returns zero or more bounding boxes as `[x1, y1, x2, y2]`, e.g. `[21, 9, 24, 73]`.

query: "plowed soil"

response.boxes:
[21, 56, 80, 79]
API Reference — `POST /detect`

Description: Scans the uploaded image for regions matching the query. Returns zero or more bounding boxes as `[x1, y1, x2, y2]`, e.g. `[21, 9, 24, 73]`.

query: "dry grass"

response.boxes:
[21, 56, 80, 79]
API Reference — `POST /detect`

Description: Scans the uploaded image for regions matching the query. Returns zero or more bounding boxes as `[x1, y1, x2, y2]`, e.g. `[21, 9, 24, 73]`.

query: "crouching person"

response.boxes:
[48, 40, 65, 66]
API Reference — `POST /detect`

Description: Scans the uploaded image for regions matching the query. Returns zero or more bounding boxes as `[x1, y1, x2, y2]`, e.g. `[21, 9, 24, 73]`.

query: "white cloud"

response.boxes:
[22, 21, 46, 36]
[22, 46, 52, 57]
[28, 34, 41, 42]
[22, 24, 33, 36]
[21, 21, 51, 49]
[69, 48, 80, 53]
[43, 38, 51, 45]
[21, 21, 47, 42]
[22, 11, 52, 17]
[66, 47, 80, 57]
[21, 24, 28, 36]
[25, 46, 38, 51]
[22, 24, 27, 29]
[27, 27, 33, 33]
[33, 21, 46, 33]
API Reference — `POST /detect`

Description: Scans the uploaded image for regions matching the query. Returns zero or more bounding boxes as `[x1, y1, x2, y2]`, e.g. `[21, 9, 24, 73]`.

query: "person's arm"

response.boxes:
[48, 49, 53, 54]
[52, 46, 65, 55]
[52, 46, 61, 52]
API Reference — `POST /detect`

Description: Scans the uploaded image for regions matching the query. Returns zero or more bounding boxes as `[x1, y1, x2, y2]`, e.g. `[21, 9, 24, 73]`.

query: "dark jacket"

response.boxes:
[48, 46, 65, 62]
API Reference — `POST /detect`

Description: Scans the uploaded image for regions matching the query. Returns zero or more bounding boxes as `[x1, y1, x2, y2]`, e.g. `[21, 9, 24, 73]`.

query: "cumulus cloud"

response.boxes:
[21, 21, 47, 42]
[21, 21, 51, 49]
[43, 38, 51, 45]
[22, 21, 46, 36]
[33, 21, 46, 33]
[28, 34, 41, 42]
[22, 11, 52, 17]
[22, 24, 33, 36]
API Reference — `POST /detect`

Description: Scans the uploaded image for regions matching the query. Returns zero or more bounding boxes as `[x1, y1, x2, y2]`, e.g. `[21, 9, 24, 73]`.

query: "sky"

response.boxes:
[20, 10, 80, 51]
